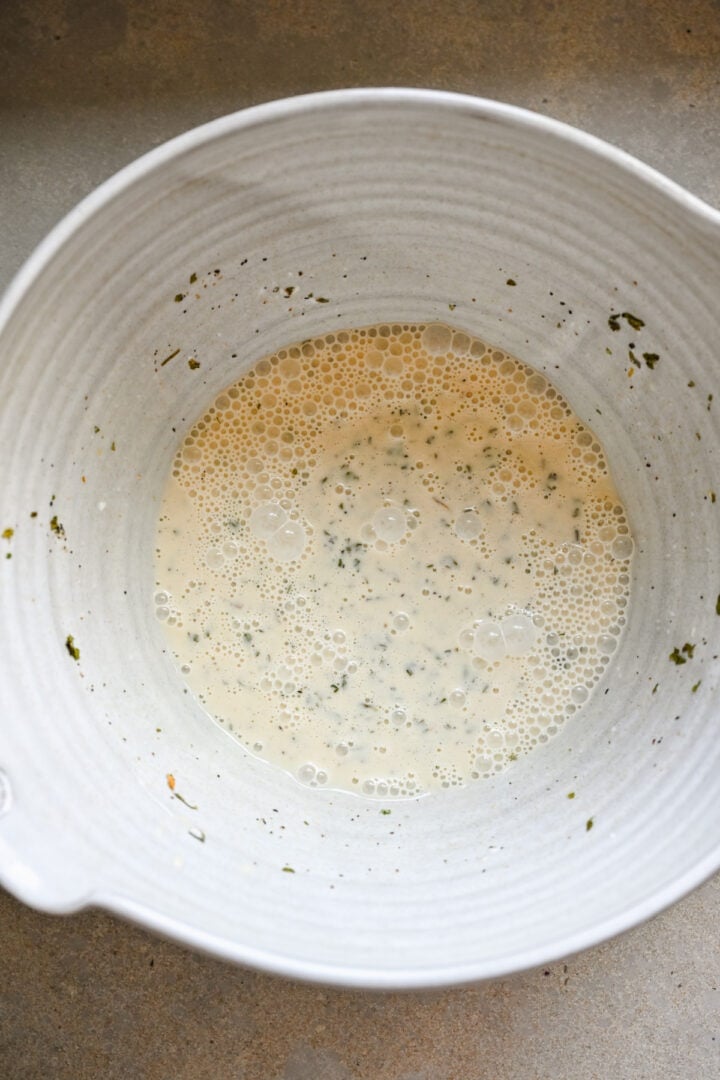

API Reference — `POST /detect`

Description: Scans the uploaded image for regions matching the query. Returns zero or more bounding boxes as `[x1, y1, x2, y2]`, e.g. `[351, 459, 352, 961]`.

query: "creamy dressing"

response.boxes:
[155, 323, 632, 798]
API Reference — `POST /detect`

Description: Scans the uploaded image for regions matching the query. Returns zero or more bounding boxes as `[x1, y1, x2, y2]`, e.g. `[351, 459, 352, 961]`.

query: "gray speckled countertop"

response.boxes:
[1, 3, 719, 1078]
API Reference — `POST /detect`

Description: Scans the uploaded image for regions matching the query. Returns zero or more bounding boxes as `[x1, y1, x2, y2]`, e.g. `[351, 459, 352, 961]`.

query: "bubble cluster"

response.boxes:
[248, 501, 308, 561]
[469, 613, 539, 662]
[155, 322, 634, 798]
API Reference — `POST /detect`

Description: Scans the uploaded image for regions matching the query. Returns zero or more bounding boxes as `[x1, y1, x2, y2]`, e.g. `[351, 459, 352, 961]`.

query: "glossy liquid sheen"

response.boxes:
[155, 323, 633, 798]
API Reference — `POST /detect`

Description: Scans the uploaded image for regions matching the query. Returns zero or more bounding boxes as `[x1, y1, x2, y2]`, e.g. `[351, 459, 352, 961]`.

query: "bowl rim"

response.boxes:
[96, 840, 720, 988]
[2, 87, 720, 987]
[1, 86, 718, 338]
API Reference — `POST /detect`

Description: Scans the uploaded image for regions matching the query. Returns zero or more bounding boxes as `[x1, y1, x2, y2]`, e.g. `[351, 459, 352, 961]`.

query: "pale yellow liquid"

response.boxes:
[155, 323, 632, 798]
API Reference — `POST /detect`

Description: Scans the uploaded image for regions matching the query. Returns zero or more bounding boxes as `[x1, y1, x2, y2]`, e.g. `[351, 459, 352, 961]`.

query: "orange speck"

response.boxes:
[81, 476, 87, 483]
[166, 773, 176, 790]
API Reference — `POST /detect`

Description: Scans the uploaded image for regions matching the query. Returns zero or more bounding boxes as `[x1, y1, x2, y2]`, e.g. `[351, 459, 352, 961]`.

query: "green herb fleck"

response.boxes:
[506, 278, 516, 287]
[669, 643, 695, 664]
[282, 865, 296, 873]
[609, 311, 645, 333]
[30, 511, 37, 518]
[2, 527, 13, 541]
[65, 634, 80, 661]
[189, 272, 197, 284]
[330, 673, 349, 694]
[110, 441, 116, 452]
[50, 515, 65, 537]
[643, 352, 659, 369]
[160, 348, 180, 367]
[174, 293, 185, 303]
[567, 792, 575, 799]
[652, 683, 659, 694]
[380, 808, 392, 815]
[173, 791, 198, 810]
[93, 425, 100, 434]
[283, 285, 295, 298]
[691, 680, 702, 693]
[315, 296, 330, 304]
[188, 358, 201, 370]
[448, 302, 456, 311]
[586, 817, 594, 832]
[716, 593, 720, 615]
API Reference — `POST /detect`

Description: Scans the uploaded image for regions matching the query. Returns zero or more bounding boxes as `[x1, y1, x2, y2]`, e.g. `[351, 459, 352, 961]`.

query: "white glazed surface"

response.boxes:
[0, 89, 719, 988]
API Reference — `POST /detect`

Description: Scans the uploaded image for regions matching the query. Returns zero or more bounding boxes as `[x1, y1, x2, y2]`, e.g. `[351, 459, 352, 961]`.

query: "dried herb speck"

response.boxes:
[669, 642, 695, 665]
[65, 634, 80, 661]
[608, 311, 645, 333]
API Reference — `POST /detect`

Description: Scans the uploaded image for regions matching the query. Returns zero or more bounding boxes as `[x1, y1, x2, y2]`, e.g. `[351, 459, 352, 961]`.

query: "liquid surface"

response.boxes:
[155, 323, 633, 798]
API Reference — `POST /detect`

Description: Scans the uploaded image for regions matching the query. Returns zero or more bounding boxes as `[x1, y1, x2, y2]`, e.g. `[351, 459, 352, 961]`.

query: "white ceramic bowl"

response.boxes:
[1, 89, 719, 989]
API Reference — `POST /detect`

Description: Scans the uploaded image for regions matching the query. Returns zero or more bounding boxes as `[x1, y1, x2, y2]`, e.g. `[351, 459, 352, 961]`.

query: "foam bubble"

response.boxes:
[421, 323, 452, 355]
[249, 501, 287, 539]
[611, 534, 634, 560]
[372, 506, 407, 543]
[500, 613, 538, 657]
[267, 521, 307, 561]
[472, 620, 507, 662]
[455, 509, 482, 540]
